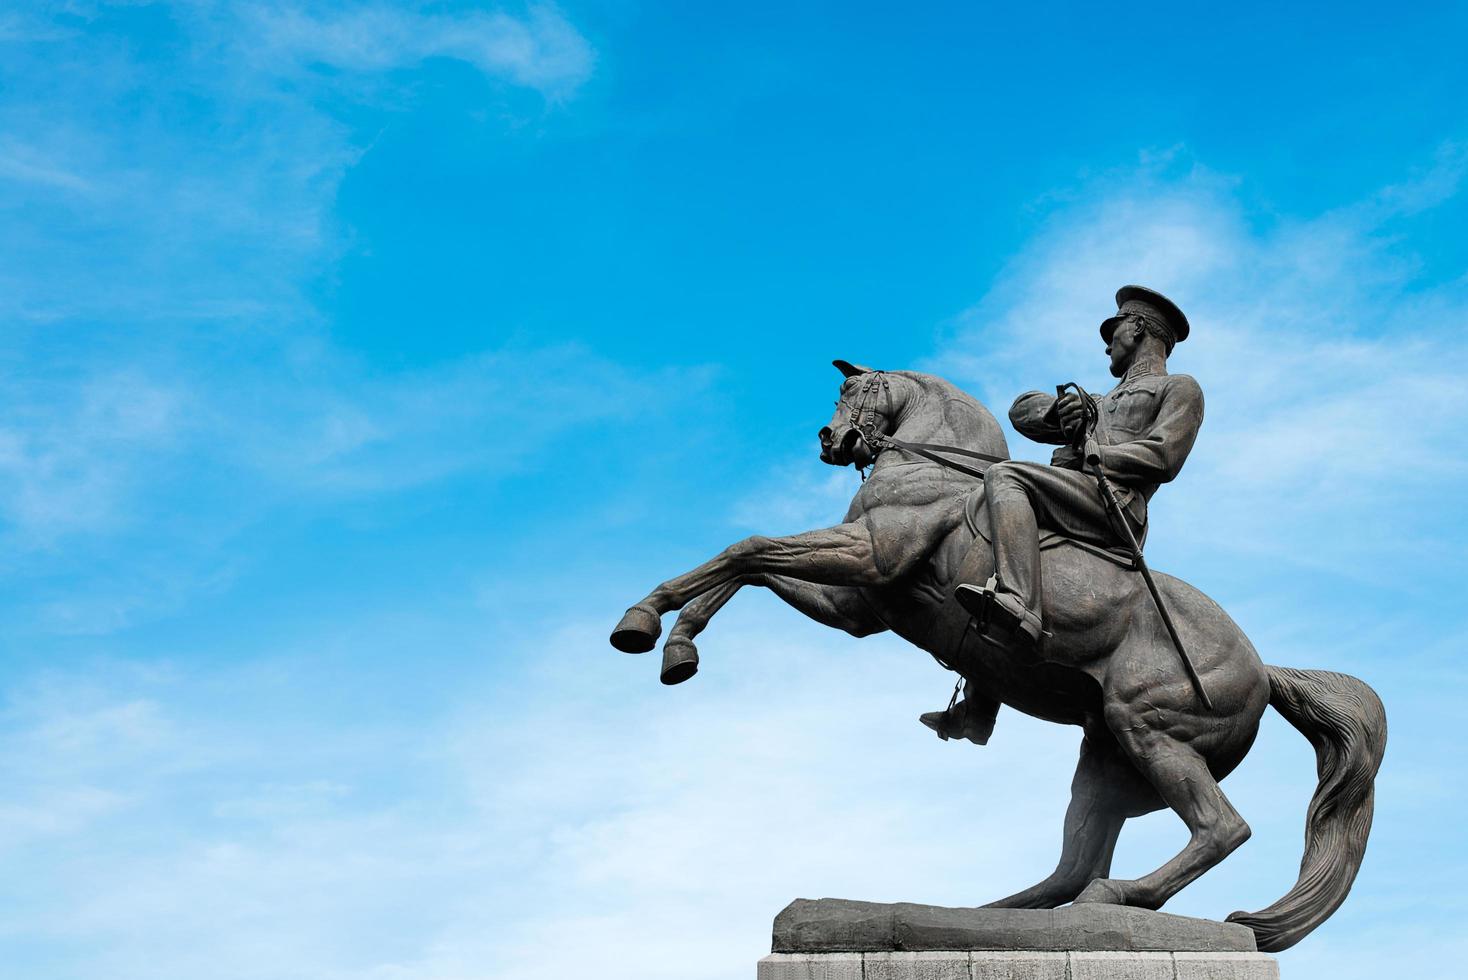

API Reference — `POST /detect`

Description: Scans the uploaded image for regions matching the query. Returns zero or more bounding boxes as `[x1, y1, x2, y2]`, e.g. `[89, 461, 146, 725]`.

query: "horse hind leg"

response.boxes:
[1075, 698, 1251, 909]
[984, 734, 1158, 908]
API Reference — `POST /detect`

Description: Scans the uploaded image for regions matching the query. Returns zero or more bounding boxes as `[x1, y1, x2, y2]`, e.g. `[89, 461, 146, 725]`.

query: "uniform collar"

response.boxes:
[1119, 358, 1167, 386]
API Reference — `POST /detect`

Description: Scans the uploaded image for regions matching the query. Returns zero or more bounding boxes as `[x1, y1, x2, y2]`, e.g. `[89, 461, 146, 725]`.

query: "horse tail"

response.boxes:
[1226, 666, 1387, 951]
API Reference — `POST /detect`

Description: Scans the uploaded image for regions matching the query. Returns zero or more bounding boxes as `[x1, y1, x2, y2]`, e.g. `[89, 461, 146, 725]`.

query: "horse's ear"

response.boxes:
[833, 359, 874, 378]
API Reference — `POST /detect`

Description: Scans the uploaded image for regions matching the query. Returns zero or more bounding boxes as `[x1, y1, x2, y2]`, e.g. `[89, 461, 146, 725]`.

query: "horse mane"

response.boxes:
[886, 370, 1009, 457]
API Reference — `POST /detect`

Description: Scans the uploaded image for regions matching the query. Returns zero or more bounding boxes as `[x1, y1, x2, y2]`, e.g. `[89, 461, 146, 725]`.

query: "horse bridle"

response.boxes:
[843, 371, 1008, 480]
[845, 371, 891, 447]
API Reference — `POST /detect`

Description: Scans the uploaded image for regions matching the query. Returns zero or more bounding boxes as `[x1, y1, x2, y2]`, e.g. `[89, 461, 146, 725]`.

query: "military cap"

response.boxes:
[1099, 285, 1190, 346]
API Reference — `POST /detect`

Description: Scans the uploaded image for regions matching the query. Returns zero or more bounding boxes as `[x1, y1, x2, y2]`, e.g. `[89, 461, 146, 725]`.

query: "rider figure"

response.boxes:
[954, 285, 1203, 651]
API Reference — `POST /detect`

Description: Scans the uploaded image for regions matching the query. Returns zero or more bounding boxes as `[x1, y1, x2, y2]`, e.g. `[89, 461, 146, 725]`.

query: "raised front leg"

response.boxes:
[611, 522, 888, 654]
[653, 574, 887, 682]
[673, 574, 885, 645]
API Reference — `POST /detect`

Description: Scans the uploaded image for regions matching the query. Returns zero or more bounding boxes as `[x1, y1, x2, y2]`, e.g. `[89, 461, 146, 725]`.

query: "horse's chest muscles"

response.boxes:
[848, 468, 974, 583]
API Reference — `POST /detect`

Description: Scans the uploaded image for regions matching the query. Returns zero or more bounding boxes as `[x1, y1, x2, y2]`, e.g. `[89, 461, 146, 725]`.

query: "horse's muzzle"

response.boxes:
[819, 426, 838, 464]
[819, 426, 868, 467]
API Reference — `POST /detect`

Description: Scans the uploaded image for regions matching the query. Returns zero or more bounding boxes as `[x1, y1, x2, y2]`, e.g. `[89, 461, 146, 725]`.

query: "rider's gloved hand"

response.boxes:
[1056, 391, 1086, 438]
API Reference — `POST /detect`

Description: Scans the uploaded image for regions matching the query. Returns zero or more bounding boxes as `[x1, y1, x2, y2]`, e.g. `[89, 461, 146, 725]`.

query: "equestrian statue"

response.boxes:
[608, 286, 1387, 953]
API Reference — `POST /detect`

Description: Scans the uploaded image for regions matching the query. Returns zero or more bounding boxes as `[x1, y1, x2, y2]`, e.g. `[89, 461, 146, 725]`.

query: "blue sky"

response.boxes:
[1, 2, 1466, 978]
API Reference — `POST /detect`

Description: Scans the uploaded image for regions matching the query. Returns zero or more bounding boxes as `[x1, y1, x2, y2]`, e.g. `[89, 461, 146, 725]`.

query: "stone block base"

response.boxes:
[757, 951, 1280, 980]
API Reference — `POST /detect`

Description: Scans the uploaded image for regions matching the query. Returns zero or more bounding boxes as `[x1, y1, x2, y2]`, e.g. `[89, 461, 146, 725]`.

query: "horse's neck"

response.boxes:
[891, 411, 950, 446]
[887, 382, 968, 450]
[870, 377, 1005, 478]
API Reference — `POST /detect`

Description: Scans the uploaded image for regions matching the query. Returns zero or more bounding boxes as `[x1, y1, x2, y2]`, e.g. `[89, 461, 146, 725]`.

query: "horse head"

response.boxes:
[819, 359, 891, 468]
[819, 360, 1010, 474]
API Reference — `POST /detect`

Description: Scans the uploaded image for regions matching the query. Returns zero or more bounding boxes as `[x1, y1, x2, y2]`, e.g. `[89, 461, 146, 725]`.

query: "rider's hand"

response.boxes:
[1056, 392, 1085, 437]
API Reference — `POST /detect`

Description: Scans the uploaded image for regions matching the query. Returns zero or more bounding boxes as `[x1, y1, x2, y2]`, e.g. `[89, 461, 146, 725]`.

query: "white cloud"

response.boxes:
[0, 372, 188, 542]
[730, 461, 858, 534]
[0, 7, 611, 638]
[0, 3, 604, 565]
[1, 594, 1430, 980]
[0, 608, 1084, 980]
[732, 152, 1468, 611]
[249, 3, 594, 97]
[0, 140, 93, 191]
[0, 784, 129, 843]
[0, 339, 700, 643]
[708, 152, 1468, 980]
[927, 151, 1468, 583]
[0, 2, 593, 327]
[206, 343, 700, 494]
[0, 16, 1457, 966]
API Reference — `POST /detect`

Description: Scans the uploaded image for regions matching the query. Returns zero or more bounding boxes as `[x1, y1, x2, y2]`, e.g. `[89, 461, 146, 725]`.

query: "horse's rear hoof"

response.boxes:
[1074, 878, 1128, 905]
[660, 638, 699, 685]
[611, 604, 661, 653]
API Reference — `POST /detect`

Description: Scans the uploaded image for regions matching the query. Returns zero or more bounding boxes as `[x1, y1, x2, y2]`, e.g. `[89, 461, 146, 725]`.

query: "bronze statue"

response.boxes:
[955, 287, 1199, 648]
[938, 287, 1208, 737]
[608, 287, 1386, 953]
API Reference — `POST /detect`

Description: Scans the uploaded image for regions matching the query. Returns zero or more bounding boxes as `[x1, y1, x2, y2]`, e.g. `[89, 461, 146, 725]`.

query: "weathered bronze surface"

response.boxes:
[609, 287, 1387, 953]
[772, 899, 1257, 953]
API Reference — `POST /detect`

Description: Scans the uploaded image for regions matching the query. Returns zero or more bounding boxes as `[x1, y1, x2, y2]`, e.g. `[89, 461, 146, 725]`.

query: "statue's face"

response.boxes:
[1107, 318, 1143, 377]
[819, 375, 877, 468]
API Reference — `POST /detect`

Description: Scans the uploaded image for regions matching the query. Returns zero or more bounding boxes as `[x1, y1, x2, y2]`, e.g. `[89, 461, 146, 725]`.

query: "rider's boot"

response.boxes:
[954, 577, 1044, 652]
[919, 696, 997, 744]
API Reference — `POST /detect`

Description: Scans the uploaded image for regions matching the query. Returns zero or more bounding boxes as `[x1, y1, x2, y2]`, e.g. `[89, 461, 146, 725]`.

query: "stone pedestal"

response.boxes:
[760, 900, 1279, 979]
[758, 950, 1279, 979]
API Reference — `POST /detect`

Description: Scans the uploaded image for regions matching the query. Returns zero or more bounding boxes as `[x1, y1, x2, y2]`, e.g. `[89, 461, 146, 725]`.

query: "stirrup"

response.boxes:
[954, 577, 1045, 649]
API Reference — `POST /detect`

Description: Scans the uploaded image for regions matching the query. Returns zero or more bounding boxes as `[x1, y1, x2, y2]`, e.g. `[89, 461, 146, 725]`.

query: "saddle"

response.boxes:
[963, 486, 1136, 570]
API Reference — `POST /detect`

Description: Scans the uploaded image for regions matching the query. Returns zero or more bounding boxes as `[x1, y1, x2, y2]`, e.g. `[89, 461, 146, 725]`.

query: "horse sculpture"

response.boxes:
[609, 362, 1386, 952]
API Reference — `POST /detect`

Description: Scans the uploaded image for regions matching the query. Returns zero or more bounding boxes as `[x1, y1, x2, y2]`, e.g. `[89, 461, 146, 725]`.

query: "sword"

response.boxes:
[1057, 385, 1215, 711]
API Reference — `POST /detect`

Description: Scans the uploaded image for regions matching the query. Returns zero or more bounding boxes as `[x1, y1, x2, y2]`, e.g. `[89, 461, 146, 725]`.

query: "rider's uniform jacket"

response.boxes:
[1007, 363, 1204, 520]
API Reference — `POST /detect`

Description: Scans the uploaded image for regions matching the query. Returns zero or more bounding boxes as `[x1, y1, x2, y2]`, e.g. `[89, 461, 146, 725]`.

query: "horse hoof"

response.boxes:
[1074, 878, 1127, 905]
[611, 604, 661, 653]
[660, 638, 699, 685]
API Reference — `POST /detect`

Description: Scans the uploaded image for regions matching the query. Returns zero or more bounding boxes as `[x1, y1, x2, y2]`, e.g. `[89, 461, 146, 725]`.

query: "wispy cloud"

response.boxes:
[0, 140, 93, 192]
[0, 371, 188, 541]
[927, 149, 1468, 584]
[730, 461, 857, 534]
[0, 9, 1458, 973]
[248, 3, 594, 97]
[197, 343, 687, 493]
[1, 594, 1440, 980]
[0, 2, 594, 324]
[735, 151, 1468, 574]
[711, 153, 1467, 980]
[0, 610, 1080, 980]
[0, 4, 604, 635]
[0, 338, 695, 642]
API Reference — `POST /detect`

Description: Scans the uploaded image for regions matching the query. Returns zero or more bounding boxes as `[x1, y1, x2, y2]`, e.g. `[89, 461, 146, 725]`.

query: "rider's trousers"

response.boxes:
[983, 461, 1145, 620]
